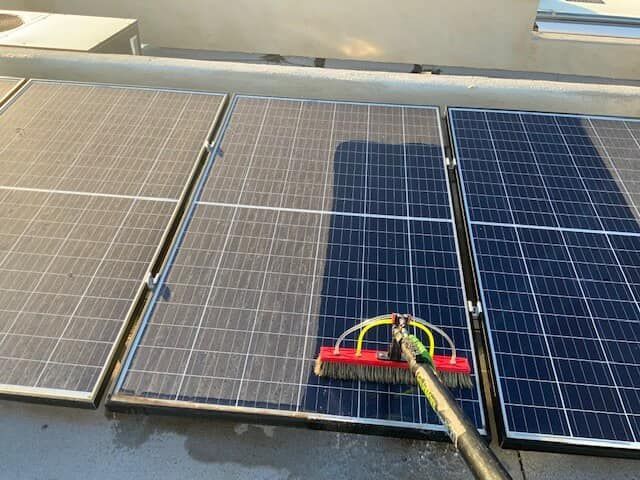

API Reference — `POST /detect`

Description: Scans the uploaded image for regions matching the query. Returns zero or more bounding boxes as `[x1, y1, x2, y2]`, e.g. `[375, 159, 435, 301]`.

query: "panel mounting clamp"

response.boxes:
[145, 271, 160, 291]
[446, 156, 457, 170]
[467, 300, 482, 320]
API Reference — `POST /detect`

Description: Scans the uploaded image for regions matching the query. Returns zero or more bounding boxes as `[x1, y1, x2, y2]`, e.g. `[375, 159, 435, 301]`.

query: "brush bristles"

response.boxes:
[314, 358, 416, 385]
[438, 371, 474, 390]
[315, 357, 473, 389]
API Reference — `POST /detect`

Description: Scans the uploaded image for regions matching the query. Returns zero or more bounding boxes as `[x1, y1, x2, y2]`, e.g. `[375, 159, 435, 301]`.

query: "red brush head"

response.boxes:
[317, 346, 408, 369]
[316, 346, 471, 375]
[432, 354, 471, 374]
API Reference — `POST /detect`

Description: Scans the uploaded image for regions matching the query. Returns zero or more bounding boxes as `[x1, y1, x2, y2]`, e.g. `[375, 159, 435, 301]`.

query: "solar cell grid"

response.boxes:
[0, 190, 176, 393]
[0, 81, 223, 199]
[199, 98, 450, 219]
[0, 80, 225, 403]
[450, 107, 640, 452]
[111, 96, 485, 435]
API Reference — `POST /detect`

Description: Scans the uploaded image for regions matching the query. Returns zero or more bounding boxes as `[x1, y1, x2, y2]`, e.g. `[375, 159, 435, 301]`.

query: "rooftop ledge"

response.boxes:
[0, 46, 638, 119]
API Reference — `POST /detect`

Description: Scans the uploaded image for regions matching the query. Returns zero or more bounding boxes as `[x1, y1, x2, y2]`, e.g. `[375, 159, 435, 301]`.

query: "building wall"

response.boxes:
[2, 1, 29, 9]
[19, 0, 640, 80]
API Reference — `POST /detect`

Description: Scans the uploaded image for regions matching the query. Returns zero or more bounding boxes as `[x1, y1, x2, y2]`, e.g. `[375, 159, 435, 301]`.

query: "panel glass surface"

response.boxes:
[450, 107, 640, 450]
[0, 80, 224, 402]
[112, 96, 485, 434]
[0, 77, 22, 102]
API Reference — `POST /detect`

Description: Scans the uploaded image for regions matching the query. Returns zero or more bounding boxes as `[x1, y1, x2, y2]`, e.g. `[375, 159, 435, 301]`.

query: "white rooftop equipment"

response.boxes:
[0, 10, 140, 54]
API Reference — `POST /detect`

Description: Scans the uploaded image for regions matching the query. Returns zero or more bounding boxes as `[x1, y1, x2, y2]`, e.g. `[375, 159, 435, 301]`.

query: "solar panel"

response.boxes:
[0, 80, 225, 404]
[110, 96, 485, 436]
[450, 107, 640, 453]
[0, 77, 23, 104]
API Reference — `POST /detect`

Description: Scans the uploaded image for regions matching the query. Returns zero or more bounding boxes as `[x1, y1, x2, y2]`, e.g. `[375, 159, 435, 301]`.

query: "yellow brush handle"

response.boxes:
[355, 317, 435, 358]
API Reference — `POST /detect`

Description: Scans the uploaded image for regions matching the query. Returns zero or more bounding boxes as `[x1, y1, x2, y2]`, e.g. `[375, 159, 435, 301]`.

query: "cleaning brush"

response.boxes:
[314, 313, 512, 480]
[314, 313, 472, 389]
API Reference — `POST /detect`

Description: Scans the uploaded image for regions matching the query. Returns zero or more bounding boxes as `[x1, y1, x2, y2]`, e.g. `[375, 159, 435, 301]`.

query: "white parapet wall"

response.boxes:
[17, 0, 640, 81]
[0, 47, 638, 118]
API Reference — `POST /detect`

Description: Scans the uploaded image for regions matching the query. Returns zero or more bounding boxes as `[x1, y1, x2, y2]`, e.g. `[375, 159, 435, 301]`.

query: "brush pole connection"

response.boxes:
[393, 327, 512, 480]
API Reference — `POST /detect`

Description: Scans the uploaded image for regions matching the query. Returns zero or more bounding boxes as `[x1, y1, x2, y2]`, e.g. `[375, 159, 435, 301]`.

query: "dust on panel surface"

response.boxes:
[450, 107, 640, 451]
[0, 77, 22, 102]
[113, 96, 485, 434]
[0, 80, 225, 400]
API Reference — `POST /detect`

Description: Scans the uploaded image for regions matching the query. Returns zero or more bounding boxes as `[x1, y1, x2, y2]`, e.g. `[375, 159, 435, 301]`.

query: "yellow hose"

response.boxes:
[355, 317, 435, 358]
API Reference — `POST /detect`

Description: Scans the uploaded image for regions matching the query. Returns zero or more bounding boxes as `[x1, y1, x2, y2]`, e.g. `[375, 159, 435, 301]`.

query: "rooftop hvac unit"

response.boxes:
[0, 10, 141, 54]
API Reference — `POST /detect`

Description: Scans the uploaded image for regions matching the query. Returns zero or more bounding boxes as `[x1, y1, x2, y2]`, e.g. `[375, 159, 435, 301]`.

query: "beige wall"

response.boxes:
[19, 0, 640, 80]
[2, 1, 29, 9]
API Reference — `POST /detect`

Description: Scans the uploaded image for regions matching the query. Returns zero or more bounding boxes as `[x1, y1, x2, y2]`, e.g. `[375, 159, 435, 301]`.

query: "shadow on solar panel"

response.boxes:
[294, 142, 476, 426]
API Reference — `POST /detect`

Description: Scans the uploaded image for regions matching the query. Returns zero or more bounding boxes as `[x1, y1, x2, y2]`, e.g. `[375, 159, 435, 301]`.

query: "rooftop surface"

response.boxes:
[2, 398, 640, 480]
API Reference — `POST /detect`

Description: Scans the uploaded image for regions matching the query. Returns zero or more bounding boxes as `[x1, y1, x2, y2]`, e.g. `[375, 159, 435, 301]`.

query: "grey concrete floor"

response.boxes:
[1, 399, 638, 479]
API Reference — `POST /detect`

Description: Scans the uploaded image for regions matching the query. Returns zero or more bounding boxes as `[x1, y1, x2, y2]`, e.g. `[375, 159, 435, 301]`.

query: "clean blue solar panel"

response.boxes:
[451, 107, 640, 452]
[109, 96, 485, 436]
[451, 109, 640, 233]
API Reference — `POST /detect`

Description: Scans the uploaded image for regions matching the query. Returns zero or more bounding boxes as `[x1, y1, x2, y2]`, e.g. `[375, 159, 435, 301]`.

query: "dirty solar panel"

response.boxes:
[0, 77, 22, 102]
[0, 191, 176, 395]
[0, 80, 225, 403]
[112, 96, 485, 435]
[450, 107, 640, 452]
[0, 80, 224, 199]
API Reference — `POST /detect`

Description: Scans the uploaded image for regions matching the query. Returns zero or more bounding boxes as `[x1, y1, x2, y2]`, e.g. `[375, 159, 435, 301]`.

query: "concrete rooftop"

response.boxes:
[2, 399, 640, 480]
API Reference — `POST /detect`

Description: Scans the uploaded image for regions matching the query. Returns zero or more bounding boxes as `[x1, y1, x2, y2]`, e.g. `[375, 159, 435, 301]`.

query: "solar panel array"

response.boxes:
[111, 96, 485, 435]
[450, 108, 640, 451]
[0, 80, 225, 403]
